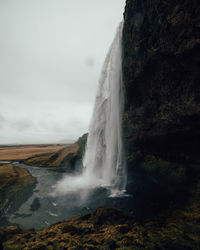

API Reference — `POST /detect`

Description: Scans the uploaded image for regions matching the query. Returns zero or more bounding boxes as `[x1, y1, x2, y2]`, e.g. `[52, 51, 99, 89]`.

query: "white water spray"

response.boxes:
[54, 22, 126, 197]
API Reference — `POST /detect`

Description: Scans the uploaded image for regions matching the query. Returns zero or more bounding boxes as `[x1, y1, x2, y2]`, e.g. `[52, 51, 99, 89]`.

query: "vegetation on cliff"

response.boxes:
[120, 0, 200, 248]
[122, 0, 200, 206]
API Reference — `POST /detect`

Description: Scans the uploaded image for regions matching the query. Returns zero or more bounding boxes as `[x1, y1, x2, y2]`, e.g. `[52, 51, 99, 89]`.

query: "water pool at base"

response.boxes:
[1, 163, 133, 230]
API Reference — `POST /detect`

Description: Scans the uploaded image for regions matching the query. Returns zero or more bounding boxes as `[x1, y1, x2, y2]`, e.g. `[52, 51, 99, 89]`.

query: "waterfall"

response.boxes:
[53, 22, 126, 197]
[83, 21, 126, 196]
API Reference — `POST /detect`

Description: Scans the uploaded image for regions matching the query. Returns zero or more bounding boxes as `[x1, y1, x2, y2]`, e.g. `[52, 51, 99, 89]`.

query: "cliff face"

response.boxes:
[122, 0, 200, 192]
[23, 134, 87, 172]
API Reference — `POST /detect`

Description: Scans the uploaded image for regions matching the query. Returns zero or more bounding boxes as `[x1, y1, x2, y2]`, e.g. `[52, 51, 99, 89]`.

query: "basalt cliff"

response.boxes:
[123, 0, 200, 211]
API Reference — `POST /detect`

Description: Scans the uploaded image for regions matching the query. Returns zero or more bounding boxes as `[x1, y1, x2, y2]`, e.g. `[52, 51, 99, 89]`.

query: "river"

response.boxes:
[1, 162, 133, 230]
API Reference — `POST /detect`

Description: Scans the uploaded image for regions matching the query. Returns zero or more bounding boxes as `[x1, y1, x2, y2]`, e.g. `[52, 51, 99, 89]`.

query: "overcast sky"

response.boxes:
[0, 0, 125, 144]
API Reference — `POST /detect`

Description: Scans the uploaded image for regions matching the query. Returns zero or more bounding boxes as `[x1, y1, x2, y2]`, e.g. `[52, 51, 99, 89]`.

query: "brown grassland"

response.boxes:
[0, 145, 66, 161]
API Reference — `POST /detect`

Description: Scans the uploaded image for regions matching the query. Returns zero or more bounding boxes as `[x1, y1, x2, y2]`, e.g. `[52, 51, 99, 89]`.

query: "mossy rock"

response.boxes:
[141, 154, 187, 185]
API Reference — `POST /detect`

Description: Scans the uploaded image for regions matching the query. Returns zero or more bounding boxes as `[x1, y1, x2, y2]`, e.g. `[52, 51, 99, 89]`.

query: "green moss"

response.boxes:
[127, 151, 144, 165]
[141, 154, 186, 184]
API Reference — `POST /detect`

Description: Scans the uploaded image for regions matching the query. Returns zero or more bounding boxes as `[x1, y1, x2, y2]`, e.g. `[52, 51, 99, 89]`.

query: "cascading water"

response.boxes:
[83, 21, 126, 196]
[54, 22, 126, 197]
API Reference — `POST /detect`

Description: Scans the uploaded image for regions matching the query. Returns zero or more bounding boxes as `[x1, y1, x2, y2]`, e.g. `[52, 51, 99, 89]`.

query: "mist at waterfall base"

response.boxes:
[4, 161, 133, 230]
[53, 22, 127, 200]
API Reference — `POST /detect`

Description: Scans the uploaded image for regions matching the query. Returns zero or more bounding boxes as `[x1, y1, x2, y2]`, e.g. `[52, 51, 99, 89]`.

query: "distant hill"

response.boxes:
[23, 133, 88, 172]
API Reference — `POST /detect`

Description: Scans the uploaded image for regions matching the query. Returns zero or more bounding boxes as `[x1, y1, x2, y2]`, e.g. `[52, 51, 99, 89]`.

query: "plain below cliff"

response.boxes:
[0, 145, 65, 161]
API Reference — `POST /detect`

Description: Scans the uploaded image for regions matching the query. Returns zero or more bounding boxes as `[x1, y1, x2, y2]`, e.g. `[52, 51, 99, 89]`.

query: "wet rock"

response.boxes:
[30, 198, 40, 212]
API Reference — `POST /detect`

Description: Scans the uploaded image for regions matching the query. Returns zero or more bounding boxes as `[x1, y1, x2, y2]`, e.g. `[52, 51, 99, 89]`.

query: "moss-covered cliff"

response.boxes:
[122, 0, 200, 197]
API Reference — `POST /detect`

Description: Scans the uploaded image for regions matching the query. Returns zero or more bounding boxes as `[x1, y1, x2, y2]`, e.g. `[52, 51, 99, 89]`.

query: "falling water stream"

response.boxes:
[83, 21, 126, 196]
[54, 21, 126, 197]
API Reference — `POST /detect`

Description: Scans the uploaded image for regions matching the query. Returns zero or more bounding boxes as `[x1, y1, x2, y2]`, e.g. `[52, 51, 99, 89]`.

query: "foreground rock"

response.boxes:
[1, 203, 200, 250]
[0, 164, 37, 219]
[23, 134, 87, 172]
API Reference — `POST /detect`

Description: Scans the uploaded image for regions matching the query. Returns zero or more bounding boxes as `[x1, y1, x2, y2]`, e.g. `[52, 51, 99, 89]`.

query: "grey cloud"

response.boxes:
[11, 120, 33, 132]
[0, 0, 125, 144]
[85, 57, 95, 68]
[0, 113, 6, 128]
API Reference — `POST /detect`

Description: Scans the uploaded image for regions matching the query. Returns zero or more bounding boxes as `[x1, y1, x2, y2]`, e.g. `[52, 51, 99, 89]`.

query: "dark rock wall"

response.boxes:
[60, 133, 88, 171]
[122, 0, 200, 184]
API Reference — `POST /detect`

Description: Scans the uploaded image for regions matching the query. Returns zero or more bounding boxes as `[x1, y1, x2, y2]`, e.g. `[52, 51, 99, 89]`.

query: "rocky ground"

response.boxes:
[1, 194, 200, 250]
